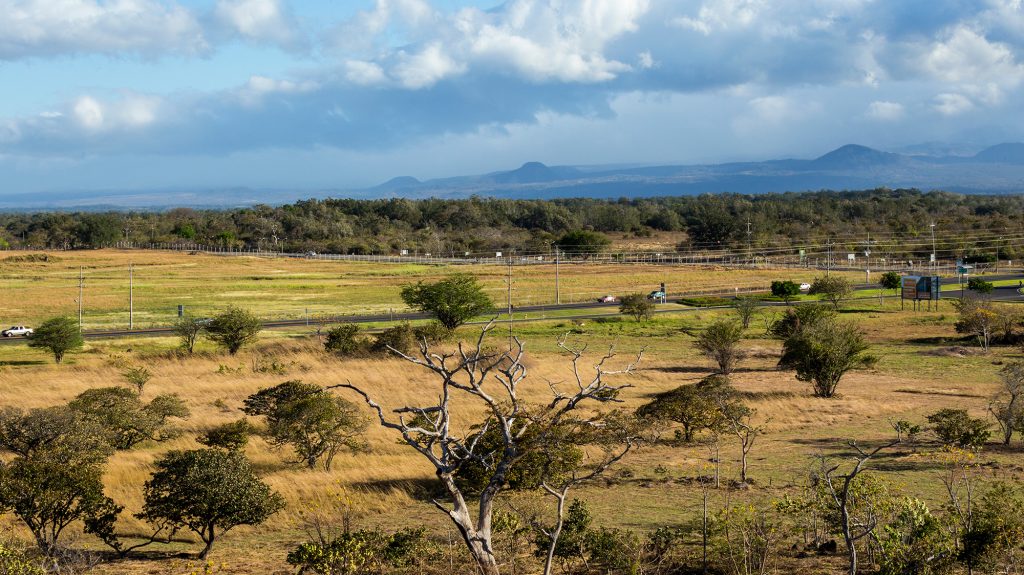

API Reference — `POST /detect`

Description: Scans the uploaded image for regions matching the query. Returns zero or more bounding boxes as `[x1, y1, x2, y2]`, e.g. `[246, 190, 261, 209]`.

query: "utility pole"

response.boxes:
[554, 247, 560, 305]
[930, 222, 936, 268]
[129, 263, 134, 331]
[826, 240, 832, 277]
[746, 221, 752, 265]
[507, 256, 514, 351]
[78, 266, 84, 332]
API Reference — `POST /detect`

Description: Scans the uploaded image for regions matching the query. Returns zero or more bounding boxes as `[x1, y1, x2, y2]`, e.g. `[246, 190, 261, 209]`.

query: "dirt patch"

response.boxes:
[920, 346, 985, 357]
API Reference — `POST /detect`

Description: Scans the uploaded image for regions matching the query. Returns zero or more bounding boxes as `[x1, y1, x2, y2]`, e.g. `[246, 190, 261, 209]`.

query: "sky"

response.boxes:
[3, 0, 1024, 194]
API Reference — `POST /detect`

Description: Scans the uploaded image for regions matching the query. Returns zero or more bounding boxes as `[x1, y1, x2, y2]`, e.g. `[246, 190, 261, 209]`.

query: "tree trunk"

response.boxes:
[198, 525, 215, 559]
[543, 488, 569, 575]
[840, 504, 856, 575]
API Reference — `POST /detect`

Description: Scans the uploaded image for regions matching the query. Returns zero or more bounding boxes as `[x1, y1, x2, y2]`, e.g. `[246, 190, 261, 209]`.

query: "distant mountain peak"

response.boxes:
[489, 161, 580, 184]
[375, 176, 421, 190]
[973, 142, 1024, 164]
[811, 144, 902, 169]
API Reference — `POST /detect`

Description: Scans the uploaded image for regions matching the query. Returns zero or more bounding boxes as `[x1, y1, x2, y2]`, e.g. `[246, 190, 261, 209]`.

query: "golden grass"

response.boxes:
[1, 283, 1022, 573]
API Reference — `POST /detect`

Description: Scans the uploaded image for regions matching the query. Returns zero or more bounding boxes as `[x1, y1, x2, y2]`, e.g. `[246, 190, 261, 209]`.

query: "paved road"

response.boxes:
[3, 274, 1022, 345]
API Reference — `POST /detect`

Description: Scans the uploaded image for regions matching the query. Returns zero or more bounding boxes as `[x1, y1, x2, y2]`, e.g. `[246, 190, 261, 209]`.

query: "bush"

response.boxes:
[198, 419, 255, 452]
[412, 321, 452, 345]
[770, 280, 801, 303]
[324, 324, 366, 356]
[809, 276, 854, 308]
[619, 293, 654, 321]
[768, 305, 836, 339]
[880, 271, 902, 293]
[637, 375, 745, 443]
[926, 409, 990, 449]
[371, 322, 416, 355]
[967, 277, 994, 295]
[286, 527, 429, 575]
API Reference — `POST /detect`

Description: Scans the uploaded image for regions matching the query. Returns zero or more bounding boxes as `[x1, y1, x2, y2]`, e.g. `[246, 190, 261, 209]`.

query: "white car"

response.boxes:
[799, 282, 812, 292]
[2, 325, 33, 337]
[597, 295, 617, 303]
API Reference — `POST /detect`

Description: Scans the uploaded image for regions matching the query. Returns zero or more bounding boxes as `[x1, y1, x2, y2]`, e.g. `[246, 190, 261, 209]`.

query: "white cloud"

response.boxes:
[934, 92, 973, 116]
[0, 0, 207, 59]
[344, 60, 388, 86]
[923, 25, 1024, 85]
[73, 96, 105, 130]
[238, 75, 318, 106]
[866, 100, 904, 121]
[213, 0, 298, 47]
[392, 43, 465, 89]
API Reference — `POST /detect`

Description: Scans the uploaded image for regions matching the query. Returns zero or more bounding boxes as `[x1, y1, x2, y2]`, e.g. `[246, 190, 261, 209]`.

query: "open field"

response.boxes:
[0, 249, 864, 331]
[2, 263, 1024, 574]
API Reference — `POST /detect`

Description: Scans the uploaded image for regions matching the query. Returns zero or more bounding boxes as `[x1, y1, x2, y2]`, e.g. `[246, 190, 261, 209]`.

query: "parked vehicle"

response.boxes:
[597, 295, 617, 303]
[799, 282, 812, 291]
[2, 326, 33, 337]
[647, 290, 666, 300]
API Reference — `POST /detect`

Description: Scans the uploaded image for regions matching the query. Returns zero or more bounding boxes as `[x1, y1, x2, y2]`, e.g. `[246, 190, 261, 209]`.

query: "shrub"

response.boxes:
[967, 277, 994, 295]
[926, 409, 990, 449]
[619, 293, 654, 321]
[770, 280, 800, 303]
[324, 324, 365, 356]
[768, 305, 835, 339]
[198, 419, 256, 452]
[371, 322, 416, 355]
[286, 527, 429, 575]
[412, 321, 452, 345]
[809, 276, 854, 309]
[399, 274, 492, 330]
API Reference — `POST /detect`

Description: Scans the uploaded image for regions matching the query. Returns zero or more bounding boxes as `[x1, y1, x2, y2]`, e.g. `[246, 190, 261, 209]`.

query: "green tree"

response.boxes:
[779, 318, 873, 398]
[732, 296, 759, 329]
[0, 406, 112, 463]
[121, 365, 152, 395]
[323, 324, 365, 356]
[636, 375, 745, 443]
[371, 322, 417, 355]
[138, 449, 285, 559]
[694, 319, 745, 375]
[173, 315, 206, 354]
[879, 271, 902, 295]
[770, 280, 801, 304]
[27, 317, 83, 364]
[877, 498, 955, 575]
[553, 230, 611, 256]
[809, 276, 854, 309]
[960, 482, 1024, 572]
[618, 293, 654, 321]
[205, 306, 262, 355]
[198, 419, 256, 452]
[990, 362, 1024, 445]
[243, 381, 367, 470]
[967, 277, 995, 295]
[768, 305, 836, 339]
[68, 387, 190, 450]
[926, 409, 990, 449]
[399, 274, 492, 331]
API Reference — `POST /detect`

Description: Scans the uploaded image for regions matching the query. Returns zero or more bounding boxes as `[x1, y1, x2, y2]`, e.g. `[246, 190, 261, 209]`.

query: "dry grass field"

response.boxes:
[0, 249, 858, 330]
[2, 271, 1023, 574]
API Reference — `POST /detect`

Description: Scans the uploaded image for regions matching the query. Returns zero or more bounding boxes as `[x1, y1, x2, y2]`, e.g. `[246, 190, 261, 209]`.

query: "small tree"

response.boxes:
[990, 362, 1024, 445]
[636, 375, 739, 443]
[121, 366, 152, 395]
[27, 317, 83, 364]
[619, 293, 654, 321]
[554, 230, 611, 256]
[954, 296, 999, 352]
[967, 277, 994, 295]
[879, 271, 902, 295]
[68, 387, 190, 450]
[768, 305, 835, 339]
[371, 322, 416, 355]
[719, 400, 760, 484]
[779, 318, 872, 398]
[323, 324, 365, 356]
[0, 406, 112, 462]
[243, 381, 367, 470]
[770, 280, 800, 305]
[695, 319, 745, 375]
[733, 296, 759, 329]
[205, 306, 261, 355]
[959, 482, 1024, 572]
[809, 276, 853, 309]
[173, 315, 206, 354]
[927, 409, 990, 450]
[138, 449, 285, 559]
[399, 274, 492, 331]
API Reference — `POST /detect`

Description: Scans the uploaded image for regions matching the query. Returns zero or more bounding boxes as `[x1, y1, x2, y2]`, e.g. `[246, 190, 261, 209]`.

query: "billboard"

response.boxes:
[901, 275, 941, 300]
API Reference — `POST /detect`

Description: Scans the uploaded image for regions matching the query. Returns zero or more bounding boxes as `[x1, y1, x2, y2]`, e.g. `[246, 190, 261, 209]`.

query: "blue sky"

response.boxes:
[3, 0, 1024, 194]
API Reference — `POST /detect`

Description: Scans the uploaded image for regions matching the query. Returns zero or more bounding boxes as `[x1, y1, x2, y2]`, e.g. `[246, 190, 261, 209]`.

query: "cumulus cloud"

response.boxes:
[213, 0, 300, 48]
[934, 92, 974, 116]
[0, 0, 207, 59]
[866, 100, 905, 121]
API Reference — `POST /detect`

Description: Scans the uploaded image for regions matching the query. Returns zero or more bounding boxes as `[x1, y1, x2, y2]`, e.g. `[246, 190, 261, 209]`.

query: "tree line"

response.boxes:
[3, 189, 1024, 259]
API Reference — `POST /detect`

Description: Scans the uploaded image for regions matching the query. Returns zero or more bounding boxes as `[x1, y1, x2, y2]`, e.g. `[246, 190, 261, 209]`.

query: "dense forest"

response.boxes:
[2, 189, 1023, 260]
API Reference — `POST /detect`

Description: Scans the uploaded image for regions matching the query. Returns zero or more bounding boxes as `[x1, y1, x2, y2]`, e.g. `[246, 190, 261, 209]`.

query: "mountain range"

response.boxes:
[4, 143, 1024, 209]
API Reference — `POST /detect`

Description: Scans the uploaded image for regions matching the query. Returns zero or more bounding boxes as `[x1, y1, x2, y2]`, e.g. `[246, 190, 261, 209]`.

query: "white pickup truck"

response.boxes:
[1, 326, 33, 337]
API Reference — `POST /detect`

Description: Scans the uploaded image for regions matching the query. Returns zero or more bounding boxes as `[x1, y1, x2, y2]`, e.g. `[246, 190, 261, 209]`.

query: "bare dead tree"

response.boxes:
[331, 322, 642, 575]
[818, 424, 910, 575]
[717, 400, 761, 485]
